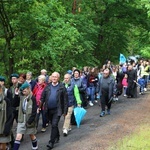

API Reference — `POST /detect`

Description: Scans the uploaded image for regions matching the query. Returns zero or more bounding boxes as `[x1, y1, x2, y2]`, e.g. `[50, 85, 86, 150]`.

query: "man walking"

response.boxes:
[97, 68, 115, 117]
[39, 72, 68, 149]
[62, 73, 82, 136]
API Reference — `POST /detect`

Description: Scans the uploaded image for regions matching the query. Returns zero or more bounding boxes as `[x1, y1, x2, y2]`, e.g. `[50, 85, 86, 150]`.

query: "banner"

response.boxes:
[119, 53, 126, 64]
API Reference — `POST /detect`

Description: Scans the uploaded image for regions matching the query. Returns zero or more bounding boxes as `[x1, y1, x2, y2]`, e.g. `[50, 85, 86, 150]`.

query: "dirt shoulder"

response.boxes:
[19, 89, 150, 150]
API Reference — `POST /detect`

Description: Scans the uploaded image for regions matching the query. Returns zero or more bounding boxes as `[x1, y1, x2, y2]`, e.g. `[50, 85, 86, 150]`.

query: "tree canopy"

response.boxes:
[0, 0, 150, 80]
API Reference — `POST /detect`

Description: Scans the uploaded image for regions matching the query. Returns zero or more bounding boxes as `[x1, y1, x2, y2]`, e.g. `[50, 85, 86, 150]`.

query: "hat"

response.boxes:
[11, 73, 19, 78]
[67, 70, 72, 75]
[0, 76, 5, 82]
[73, 69, 80, 74]
[20, 82, 30, 91]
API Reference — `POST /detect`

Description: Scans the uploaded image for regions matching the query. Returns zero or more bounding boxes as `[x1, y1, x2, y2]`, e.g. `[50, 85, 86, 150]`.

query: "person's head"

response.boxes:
[51, 72, 60, 84]
[26, 72, 32, 80]
[73, 69, 80, 79]
[19, 73, 26, 84]
[64, 74, 71, 84]
[83, 66, 88, 72]
[103, 68, 110, 78]
[128, 65, 133, 71]
[146, 61, 149, 65]
[20, 83, 31, 96]
[11, 73, 19, 85]
[132, 62, 136, 67]
[38, 75, 46, 84]
[72, 67, 76, 72]
[124, 73, 128, 78]
[112, 66, 117, 72]
[0, 76, 5, 86]
[67, 70, 72, 75]
[41, 69, 47, 76]
[99, 68, 104, 74]
[48, 75, 52, 83]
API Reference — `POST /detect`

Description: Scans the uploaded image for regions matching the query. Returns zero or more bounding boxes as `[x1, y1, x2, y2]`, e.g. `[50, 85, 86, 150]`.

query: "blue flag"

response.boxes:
[119, 53, 126, 64]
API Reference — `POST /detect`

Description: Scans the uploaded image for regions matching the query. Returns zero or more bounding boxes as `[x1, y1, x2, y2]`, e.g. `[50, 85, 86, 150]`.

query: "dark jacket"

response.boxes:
[40, 82, 68, 116]
[96, 75, 115, 100]
[28, 80, 36, 91]
[0, 97, 13, 136]
[7, 86, 18, 108]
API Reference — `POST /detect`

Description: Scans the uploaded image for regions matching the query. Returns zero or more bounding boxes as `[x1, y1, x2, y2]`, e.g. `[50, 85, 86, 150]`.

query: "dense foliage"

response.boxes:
[0, 0, 150, 80]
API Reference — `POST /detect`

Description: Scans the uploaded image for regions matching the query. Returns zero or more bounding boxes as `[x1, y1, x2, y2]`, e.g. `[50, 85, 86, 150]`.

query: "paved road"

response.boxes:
[12, 90, 150, 150]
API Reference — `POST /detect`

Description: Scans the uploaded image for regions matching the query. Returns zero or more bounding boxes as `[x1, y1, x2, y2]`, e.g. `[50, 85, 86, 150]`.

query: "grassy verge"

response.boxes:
[109, 124, 150, 150]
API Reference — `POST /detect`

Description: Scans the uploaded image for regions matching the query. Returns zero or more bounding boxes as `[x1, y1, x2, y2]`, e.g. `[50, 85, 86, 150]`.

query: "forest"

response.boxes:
[0, 0, 150, 79]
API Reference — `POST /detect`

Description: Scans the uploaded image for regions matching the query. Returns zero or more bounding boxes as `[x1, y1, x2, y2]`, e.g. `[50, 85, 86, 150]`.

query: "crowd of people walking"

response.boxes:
[0, 58, 149, 150]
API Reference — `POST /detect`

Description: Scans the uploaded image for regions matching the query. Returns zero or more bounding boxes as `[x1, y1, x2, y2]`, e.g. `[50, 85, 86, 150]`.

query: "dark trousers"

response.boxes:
[48, 108, 60, 144]
[36, 108, 47, 128]
[100, 93, 111, 111]
[12, 108, 18, 123]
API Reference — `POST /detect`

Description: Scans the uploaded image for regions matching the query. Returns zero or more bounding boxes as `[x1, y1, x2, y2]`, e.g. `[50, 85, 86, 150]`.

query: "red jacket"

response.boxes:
[33, 82, 47, 106]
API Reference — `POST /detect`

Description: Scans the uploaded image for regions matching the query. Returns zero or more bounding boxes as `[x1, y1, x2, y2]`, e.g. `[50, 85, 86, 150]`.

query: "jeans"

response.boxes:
[123, 86, 127, 95]
[143, 75, 149, 88]
[87, 86, 95, 102]
[36, 108, 47, 128]
[140, 85, 144, 93]
[48, 108, 61, 144]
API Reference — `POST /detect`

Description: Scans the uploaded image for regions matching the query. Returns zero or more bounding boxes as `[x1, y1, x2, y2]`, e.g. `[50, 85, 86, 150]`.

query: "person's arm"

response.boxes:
[74, 85, 82, 106]
[27, 95, 37, 125]
[63, 86, 68, 115]
[3, 98, 13, 136]
[39, 86, 47, 109]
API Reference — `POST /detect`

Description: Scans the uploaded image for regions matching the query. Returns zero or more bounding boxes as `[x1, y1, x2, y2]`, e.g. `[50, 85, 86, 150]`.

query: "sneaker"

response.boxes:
[63, 129, 68, 136]
[144, 88, 147, 92]
[94, 100, 98, 103]
[100, 111, 105, 117]
[47, 142, 54, 149]
[107, 109, 110, 115]
[124, 94, 127, 97]
[89, 101, 94, 106]
[41, 128, 46, 132]
[68, 128, 72, 132]
[113, 97, 117, 101]
[139, 92, 141, 95]
[32, 146, 38, 150]
[115, 97, 118, 101]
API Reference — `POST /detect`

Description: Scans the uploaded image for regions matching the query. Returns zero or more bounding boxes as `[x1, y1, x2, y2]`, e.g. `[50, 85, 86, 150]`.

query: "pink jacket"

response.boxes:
[122, 78, 128, 87]
[33, 82, 47, 106]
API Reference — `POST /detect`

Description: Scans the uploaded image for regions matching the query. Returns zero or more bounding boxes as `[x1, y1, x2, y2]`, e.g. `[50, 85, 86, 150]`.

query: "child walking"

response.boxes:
[122, 74, 128, 96]
[13, 83, 38, 150]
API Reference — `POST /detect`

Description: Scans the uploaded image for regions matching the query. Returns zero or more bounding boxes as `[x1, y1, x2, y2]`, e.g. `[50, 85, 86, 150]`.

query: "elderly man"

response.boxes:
[62, 73, 82, 136]
[39, 72, 68, 149]
[97, 68, 115, 117]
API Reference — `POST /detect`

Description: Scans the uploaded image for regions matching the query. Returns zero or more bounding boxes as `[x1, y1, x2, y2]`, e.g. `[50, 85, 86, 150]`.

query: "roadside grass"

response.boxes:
[109, 124, 150, 150]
